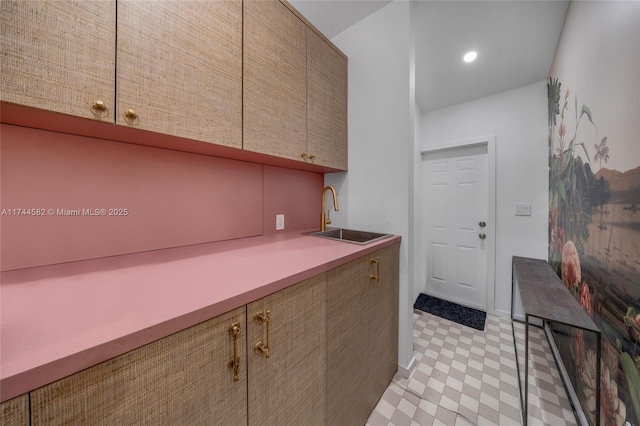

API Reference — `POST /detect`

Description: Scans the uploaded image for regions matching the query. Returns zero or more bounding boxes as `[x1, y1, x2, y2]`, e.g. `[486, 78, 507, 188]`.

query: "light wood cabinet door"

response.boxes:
[1, 0, 115, 121]
[0, 394, 29, 426]
[306, 28, 348, 171]
[326, 243, 400, 425]
[326, 254, 372, 425]
[368, 244, 400, 401]
[243, 0, 307, 162]
[30, 307, 247, 426]
[117, 0, 242, 148]
[247, 274, 326, 426]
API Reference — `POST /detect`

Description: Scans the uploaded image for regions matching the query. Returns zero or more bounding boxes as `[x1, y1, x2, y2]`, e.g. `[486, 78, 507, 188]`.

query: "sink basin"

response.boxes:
[309, 228, 391, 245]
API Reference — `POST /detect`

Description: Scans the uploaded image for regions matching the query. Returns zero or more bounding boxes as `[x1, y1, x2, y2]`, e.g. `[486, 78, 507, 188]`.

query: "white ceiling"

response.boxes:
[290, 0, 570, 112]
[291, 1, 393, 39]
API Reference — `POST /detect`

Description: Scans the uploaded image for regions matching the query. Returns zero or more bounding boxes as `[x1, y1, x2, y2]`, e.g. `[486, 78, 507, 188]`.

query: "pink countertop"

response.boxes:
[0, 230, 400, 402]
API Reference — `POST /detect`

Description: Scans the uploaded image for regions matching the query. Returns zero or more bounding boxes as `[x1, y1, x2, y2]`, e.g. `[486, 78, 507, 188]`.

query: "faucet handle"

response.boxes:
[325, 209, 332, 225]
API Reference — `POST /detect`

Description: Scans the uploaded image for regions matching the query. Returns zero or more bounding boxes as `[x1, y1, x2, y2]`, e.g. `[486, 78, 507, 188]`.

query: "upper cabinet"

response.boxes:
[243, 0, 348, 171]
[0, 0, 115, 121]
[1, 0, 347, 170]
[306, 28, 348, 171]
[243, 0, 307, 162]
[116, 0, 242, 148]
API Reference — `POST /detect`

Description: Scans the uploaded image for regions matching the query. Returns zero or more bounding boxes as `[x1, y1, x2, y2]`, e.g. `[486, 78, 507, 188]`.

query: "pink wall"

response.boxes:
[263, 165, 323, 234]
[1, 125, 323, 271]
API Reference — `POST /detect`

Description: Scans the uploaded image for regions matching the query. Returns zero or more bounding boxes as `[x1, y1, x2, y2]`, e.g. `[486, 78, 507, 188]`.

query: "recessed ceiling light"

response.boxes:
[463, 51, 477, 63]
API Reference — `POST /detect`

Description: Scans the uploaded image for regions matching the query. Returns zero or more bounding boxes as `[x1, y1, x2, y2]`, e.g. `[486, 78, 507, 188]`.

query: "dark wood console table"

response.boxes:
[511, 256, 601, 426]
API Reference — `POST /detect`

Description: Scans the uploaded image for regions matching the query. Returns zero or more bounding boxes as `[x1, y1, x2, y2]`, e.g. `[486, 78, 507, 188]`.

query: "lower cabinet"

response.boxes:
[10, 242, 399, 425]
[247, 274, 326, 426]
[27, 275, 327, 426]
[30, 307, 248, 425]
[369, 244, 401, 400]
[326, 243, 400, 426]
[0, 394, 29, 426]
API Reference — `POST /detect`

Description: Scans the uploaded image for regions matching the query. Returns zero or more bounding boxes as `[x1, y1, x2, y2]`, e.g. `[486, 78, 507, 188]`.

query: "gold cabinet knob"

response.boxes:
[90, 100, 109, 119]
[123, 108, 140, 125]
[301, 153, 309, 161]
[309, 154, 316, 162]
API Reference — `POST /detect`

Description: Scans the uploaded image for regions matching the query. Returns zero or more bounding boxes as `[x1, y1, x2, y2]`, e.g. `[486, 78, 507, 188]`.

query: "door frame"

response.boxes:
[420, 135, 497, 314]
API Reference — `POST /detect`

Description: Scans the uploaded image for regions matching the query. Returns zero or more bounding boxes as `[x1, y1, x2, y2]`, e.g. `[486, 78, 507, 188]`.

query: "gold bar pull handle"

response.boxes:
[228, 322, 241, 382]
[254, 310, 271, 358]
[370, 257, 380, 282]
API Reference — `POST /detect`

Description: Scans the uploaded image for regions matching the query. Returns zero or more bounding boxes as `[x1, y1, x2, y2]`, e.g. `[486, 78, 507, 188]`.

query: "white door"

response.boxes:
[422, 144, 488, 310]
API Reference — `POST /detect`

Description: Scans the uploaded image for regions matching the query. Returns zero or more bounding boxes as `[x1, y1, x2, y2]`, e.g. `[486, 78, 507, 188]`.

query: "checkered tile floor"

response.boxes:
[366, 311, 577, 425]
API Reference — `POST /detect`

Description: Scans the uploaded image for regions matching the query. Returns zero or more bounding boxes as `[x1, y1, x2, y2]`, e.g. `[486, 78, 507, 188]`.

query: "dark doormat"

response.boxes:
[414, 293, 486, 331]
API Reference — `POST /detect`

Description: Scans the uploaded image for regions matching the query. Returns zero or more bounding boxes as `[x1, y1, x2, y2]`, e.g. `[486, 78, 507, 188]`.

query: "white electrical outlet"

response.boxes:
[515, 203, 531, 216]
[276, 214, 285, 230]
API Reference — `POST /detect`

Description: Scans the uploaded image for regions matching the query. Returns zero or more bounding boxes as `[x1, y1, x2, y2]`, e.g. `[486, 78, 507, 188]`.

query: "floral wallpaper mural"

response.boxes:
[547, 3, 640, 425]
[547, 1, 640, 426]
[549, 77, 640, 425]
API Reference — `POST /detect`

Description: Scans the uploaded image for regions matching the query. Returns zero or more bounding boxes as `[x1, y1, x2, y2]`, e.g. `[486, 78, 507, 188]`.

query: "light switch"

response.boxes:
[276, 214, 285, 230]
[515, 203, 531, 216]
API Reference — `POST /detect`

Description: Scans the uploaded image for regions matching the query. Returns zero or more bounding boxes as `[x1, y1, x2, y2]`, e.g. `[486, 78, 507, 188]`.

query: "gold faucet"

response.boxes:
[321, 186, 339, 231]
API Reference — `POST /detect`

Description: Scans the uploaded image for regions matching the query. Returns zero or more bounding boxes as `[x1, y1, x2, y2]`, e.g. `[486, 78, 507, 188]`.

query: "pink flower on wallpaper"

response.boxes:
[580, 282, 592, 316]
[561, 241, 581, 291]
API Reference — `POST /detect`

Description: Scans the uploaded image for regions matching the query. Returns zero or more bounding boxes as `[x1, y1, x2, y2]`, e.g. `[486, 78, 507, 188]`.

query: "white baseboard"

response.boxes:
[397, 354, 416, 379]
[512, 313, 526, 322]
[490, 308, 512, 319]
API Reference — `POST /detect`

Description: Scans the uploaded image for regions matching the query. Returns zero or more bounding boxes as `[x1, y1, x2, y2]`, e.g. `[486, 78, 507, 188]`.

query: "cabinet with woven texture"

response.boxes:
[243, 0, 348, 171]
[0, 0, 115, 121]
[306, 27, 348, 171]
[326, 242, 400, 425]
[0, 394, 29, 426]
[368, 244, 400, 402]
[243, 0, 307, 162]
[30, 307, 247, 426]
[247, 274, 327, 426]
[116, 0, 242, 148]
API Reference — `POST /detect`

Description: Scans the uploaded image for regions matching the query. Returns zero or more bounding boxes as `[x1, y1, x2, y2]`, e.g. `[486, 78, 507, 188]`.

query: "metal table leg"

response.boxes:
[524, 314, 529, 426]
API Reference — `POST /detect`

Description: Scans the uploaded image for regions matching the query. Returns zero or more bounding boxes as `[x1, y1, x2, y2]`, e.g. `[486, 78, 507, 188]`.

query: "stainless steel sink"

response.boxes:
[308, 228, 392, 245]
